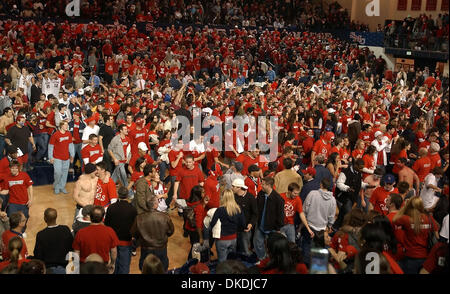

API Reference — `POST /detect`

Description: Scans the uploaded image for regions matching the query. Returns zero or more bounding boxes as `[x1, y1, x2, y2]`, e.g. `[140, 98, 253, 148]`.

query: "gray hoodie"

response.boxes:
[303, 189, 336, 232]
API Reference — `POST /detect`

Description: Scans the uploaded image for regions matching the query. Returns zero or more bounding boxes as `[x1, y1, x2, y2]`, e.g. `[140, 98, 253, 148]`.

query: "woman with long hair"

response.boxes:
[185, 185, 208, 260]
[209, 189, 246, 262]
[257, 232, 297, 274]
[393, 196, 440, 274]
[362, 145, 377, 179]
[0, 236, 30, 272]
[352, 139, 365, 159]
[326, 152, 341, 180]
[127, 157, 146, 192]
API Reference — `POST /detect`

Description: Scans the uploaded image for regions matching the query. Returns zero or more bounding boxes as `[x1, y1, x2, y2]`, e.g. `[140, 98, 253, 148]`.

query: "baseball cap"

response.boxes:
[84, 163, 97, 174]
[324, 131, 335, 141]
[301, 167, 316, 177]
[374, 131, 383, 138]
[232, 178, 248, 190]
[189, 262, 210, 274]
[383, 174, 396, 185]
[138, 142, 148, 151]
[430, 142, 440, 152]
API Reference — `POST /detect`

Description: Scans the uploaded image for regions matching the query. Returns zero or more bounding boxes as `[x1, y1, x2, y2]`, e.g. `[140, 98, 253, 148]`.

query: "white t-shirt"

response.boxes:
[81, 125, 100, 149]
[153, 183, 168, 212]
[420, 173, 440, 209]
[440, 214, 449, 242]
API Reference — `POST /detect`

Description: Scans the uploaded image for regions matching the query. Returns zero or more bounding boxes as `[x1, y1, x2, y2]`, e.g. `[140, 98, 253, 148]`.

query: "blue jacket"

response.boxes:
[314, 165, 334, 191]
[210, 207, 246, 238]
[300, 178, 320, 203]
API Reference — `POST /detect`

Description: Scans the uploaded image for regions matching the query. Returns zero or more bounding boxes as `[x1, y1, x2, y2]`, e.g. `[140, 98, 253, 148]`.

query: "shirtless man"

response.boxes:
[72, 163, 98, 222]
[397, 158, 420, 195]
[0, 107, 14, 159]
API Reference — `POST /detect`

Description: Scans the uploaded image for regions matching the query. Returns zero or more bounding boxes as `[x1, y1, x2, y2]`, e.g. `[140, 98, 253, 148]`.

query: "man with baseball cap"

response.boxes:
[369, 173, 398, 215]
[232, 178, 258, 257]
[128, 141, 154, 174]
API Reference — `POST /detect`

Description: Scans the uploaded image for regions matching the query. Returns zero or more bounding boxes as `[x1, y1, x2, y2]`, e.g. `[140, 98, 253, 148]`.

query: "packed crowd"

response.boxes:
[0, 13, 448, 275]
[384, 13, 450, 52]
[0, 0, 368, 31]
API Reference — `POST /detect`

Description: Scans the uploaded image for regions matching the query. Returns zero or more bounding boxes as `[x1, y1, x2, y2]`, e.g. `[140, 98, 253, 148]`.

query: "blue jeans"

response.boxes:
[114, 245, 132, 274]
[0, 193, 9, 211]
[237, 230, 252, 256]
[300, 226, 316, 267]
[216, 238, 237, 263]
[73, 143, 82, 169]
[280, 224, 296, 243]
[399, 257, 426, 274]
[112, 162, 128, 187]
[0, 135, 6, 160]
[253, 227, 268, 260]
[47, 265, 66, 274]
[357, 195, 370, 213]
[34, 133, 49, 161]
[166, 175, 177, 206]
[159, 161, 169, 183]
[139, 247, 169, 272]
[53, 159, 70, 193]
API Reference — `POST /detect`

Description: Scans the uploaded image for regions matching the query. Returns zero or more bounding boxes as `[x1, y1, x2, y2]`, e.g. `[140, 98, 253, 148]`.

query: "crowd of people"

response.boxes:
[384, 13, 449, 52]
[0, 8, 448, 275]
[0, 0, 368, 32]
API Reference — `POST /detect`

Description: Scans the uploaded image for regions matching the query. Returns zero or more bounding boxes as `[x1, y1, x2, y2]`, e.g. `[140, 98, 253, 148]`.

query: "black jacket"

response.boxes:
[256, 189, 285, 232]
[104, 200, 137, 242]
[234, 191, 258, 228]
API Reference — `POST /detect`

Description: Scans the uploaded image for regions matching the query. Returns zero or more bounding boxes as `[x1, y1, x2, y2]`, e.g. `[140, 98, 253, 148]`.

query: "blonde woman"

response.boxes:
[209, 189, 246, 262]
[393, 196, 439, 274]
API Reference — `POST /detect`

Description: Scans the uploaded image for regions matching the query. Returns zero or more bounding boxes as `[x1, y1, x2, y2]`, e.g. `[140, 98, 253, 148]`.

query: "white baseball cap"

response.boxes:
[232, 178, 248, 190]
[374, 131, 383, 138]
[138, 142, 148, 151]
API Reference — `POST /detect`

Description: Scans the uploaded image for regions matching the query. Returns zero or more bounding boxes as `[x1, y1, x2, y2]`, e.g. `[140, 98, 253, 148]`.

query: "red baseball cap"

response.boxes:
[301, 167, 316, 177]
[189, 263, 210, 274]
[324, 132, 335, 142]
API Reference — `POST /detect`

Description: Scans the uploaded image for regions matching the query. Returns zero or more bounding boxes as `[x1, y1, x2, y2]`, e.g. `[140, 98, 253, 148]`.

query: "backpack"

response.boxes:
[183, 204, 199, 228]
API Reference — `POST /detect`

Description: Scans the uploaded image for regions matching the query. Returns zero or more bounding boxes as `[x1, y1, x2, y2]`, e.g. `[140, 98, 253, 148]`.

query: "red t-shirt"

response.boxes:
[168, 150, 183, 176]
[394, 214, 438, 259]
[184, 200, 207, 231]
[204, 176, 220, 209]
[412, 157, 432, 182]
[362, 154, 376, 178]
[428, 153, 442, 170]
[352, 149, 364, 159]
[391, 149, 408, 174]
[279, 193, 303, 225]
[2, 172, 33, 205]
[49, 131, 73, 160]
[81, 144, 103, 164]
[370, 187, 398, 215]
[242, 155, 259, 176]
[72, 224, 119, 263]
[1, 230, 28, 260]
[245, 176, 260, 198]
[104, 102, 120, 115]
[120, 137, 131, 163]
[312, 139, 331, 160]
[94, 178, 118, 208]
[176, 166, 204, 199]
[205, 148, 220, 171]
[0, 258, 30, 272]
[72, 121, 83, 144]
[128, 127, 149, 154]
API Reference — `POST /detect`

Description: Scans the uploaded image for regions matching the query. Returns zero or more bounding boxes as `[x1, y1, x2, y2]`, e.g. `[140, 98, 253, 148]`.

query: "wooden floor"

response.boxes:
[25, 183, 193, 274]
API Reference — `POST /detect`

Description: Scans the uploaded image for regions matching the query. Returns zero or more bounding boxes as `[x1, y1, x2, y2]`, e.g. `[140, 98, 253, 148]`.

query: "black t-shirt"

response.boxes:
[33, 225, 74, 267]
[104, 200, 137, 241]
[98, 125, 115, 150]
[6, 125, 31, 154]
